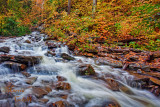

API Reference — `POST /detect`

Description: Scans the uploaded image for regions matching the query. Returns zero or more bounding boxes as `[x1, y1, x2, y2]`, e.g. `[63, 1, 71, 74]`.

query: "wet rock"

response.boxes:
[104, 100, 121, 107]
[45, 51, 56, 57]
[13, 55, 42, 66]
[55, 82, 71, 90]
[24, 40, 31, 44]
[46, 42, 57, 49]
[56, 76, 67, 81]
[21, 71, 31, 77]
[150, 86, 160, 96]
[0, 55, 12, 62]
[104, 78, 119, 91]
[38, 98, 49, 103]
[128, 63, 150, 72]
[3, 61, 27, 71]
[32, 86, 52, 98]
[0, 46, 10, 53]
[77, 64, 95, 76]
[61, 53, 75, 61]
[96, 57, 123, 68]
[25, 77, 37, 85]
[118, 83, 135, 95]
[50, 101, 71, 107]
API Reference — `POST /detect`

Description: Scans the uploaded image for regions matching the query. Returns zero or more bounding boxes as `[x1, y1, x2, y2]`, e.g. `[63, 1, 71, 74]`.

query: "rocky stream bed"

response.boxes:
[0, 31, 160, 107]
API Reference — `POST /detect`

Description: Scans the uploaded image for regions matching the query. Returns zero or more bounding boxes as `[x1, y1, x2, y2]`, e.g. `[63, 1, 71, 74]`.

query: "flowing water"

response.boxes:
[0, 31, 160, 107]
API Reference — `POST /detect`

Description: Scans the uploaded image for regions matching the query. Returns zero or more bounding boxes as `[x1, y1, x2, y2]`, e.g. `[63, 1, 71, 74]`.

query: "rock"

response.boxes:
[3, 61, 27, 71]
[96, 57, 123, 68]
[38, 98, 49, 103]
[104, 78, 119, 91]
[130, 48, 142, 53]
[24, 40, 31, 44]
[118, 83, 135, 95]
[0, 55, 12, 62]
[50, 101, 70, 107]
[104, 100, 121, 107]
[25, 77, 37, 85]
[45, 51, 56, 57]
[0, 47, 10, 53]
[152, 51, 160, 58]
[61, 53, 75, 61]
[128, 63, 150, 72]
[129, 55, 139, 61]
[55, 82, 71, 90]
[22, 71, 31, 77]
[77, 64, 96, 76]
[32, 86, 52, 98]
[46, 42, 57, 49]
[56, 76, 67, 81]
[150, 86, 160, 96]
[13, 55, 42, 66]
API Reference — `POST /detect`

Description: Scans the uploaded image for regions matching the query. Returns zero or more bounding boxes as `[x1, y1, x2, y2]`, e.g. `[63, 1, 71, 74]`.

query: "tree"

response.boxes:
[68, 0, 71, 15]
[92, 0, 97, 18]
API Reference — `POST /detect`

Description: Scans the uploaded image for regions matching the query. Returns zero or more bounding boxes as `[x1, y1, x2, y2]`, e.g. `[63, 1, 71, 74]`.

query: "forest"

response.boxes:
[0, 0, 160, 107]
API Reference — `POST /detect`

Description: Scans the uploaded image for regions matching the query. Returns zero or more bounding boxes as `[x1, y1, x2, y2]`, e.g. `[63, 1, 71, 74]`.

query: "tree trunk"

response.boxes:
[68, 0, 71, 15]
[92, 0, 97, 18]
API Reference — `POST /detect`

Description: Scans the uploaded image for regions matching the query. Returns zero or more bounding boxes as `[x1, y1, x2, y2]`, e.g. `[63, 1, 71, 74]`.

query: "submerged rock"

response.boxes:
[0, 47, 10, 53]
[61, 53, 75, 61]
[104, 78, 119, 91]
[3, 61, 27, 71]
[77, 64, 96, 76]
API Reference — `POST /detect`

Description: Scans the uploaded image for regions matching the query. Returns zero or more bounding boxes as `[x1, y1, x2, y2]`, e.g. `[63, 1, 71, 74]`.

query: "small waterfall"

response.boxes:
[0, 31, 159, 107]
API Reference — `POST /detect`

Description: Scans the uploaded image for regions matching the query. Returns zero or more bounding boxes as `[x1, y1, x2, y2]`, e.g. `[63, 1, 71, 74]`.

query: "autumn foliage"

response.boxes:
[0, 0, 159, 51]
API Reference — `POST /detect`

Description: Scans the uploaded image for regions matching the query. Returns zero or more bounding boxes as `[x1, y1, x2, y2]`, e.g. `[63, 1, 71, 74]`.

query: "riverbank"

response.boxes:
[0, 32, 160, 107]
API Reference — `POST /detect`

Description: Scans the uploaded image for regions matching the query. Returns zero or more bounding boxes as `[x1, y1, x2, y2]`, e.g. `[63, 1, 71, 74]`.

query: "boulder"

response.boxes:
[0, 55, 12, 62]
[25, 77, 37, 85]
[96, 57, 123, 68]
[128, 63, 150, 72]
[50, 101, 71, 107]
[38, 98, 49, 103]
[32, 86, 52, 98]
[77, 64, 95, 76]
[55, 82, 71, 90]
[3, 61, 27, 71]
[13, 55, 42, 66]
[56, 76, 67, 81]
[0, 47, 10, 53]
[61, 53, 75, 61]
[22, 71, 31, 77]
[24, 40, 31, 44]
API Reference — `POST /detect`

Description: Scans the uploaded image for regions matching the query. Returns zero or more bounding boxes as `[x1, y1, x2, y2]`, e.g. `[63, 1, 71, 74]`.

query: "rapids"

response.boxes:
[0, 31, 159, 107]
